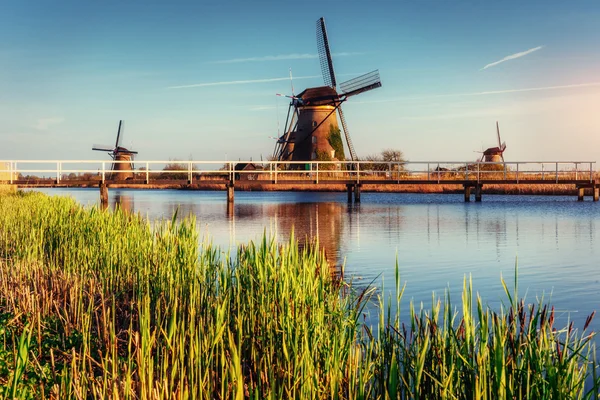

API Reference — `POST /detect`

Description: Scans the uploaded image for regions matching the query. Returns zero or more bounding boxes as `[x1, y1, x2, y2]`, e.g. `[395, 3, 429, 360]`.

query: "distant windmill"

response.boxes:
[92, 120, 138, 180]
[478, 121, 506, 162]
[272, 17, 382, 163]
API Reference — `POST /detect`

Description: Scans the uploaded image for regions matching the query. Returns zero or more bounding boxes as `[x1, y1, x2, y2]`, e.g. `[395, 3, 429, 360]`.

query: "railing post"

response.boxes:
[556, 162, 559, 183]
[275, 162, 278, 183]
[465, 163, 468, 180]
[590, 162, 594, 183]
[269, 162, 273, 181]
[575, 162, 578, 180]
[541, 163, 544, 181]
[316, 162, 319, 184]
[437, 163, 441, 183]
[145, 162, 149, 183]
[516, 163, 519, 184]
[477, 162, 480, 183]
[357, 162, 360, 184]
[188, 161, 193, 183]
[101, 162, 106, 183]
[57, 161, 61, 183]
[231, 162, 235, 184]
[427, 163, 430, 181]
[9, 162, 13, 184]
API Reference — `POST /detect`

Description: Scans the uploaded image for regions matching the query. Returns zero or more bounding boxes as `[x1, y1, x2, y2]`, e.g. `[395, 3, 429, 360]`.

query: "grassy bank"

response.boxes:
[0, 191, 598, 399]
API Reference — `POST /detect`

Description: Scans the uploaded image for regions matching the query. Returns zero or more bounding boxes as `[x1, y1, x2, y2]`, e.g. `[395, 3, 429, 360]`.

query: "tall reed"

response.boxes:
[0, 191, 598, 399]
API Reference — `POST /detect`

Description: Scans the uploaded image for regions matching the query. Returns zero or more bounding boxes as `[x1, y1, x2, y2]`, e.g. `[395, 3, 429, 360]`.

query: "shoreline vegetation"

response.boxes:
[12, 182, 596, 196]
[0, 191, 598, 398]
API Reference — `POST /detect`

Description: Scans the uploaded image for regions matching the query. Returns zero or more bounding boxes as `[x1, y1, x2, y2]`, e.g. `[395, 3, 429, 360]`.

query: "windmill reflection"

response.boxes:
[111, 191, 134, 213]
[233, 202, 346, 270]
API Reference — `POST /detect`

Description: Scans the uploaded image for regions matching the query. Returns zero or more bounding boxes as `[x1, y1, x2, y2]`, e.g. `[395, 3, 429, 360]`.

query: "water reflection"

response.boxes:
[232, 202, 347, 268]
[112, 191, 134, 213]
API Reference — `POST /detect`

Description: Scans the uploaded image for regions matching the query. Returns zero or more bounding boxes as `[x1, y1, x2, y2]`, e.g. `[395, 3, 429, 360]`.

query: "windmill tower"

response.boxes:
[480, 121, 507, 162]
[272, 17, 382, 163]
[92, 120, 138, 180]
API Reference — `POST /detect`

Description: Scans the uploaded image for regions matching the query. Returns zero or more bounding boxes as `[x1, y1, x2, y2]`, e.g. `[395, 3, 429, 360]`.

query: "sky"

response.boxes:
[1, 0, 599, 164]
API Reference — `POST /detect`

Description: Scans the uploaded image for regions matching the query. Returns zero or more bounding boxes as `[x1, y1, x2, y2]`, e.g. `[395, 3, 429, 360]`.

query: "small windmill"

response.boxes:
[272, 17, 382, 163]
[92, 120, 138, 180]
[478, 121, 506, 162]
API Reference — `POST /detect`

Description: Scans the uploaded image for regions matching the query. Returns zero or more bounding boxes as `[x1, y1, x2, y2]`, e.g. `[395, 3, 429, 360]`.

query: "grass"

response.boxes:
[0, 190, 598, 399]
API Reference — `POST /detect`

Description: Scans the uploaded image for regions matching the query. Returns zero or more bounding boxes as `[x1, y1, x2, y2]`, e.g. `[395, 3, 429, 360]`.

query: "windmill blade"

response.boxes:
[115, 120, 124, 148]
[92, 145, 115, 152]
[337, 105, 357, 161]
[339, 70, 382, 98]
[496, 121, 501, 148]
[117, 149, 138, 155]
[316, 17, 337, 88]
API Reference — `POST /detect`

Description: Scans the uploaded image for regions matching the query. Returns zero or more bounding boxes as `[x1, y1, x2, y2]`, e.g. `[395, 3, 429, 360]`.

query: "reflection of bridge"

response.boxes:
[2, 160, 598, 203]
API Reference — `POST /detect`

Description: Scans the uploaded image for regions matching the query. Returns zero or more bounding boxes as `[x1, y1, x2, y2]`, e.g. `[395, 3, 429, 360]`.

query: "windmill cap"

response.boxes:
[297, 86, 339, 105]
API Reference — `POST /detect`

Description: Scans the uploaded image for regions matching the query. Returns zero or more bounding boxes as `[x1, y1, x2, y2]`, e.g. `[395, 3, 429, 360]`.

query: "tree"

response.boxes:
[361, 149, 407, 171]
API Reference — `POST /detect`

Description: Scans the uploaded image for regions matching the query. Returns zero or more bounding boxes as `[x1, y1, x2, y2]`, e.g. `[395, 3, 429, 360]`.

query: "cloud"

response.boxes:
[33, 117, 65, 130]
[481, 46, 543, 70]
[167, 75, 320, 89]
[210, 52, 362, 64]
[352, 82, 600, 104]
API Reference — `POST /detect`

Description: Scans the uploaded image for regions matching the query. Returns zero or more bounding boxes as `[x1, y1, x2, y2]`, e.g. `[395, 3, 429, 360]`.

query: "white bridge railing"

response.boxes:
[0, 160, 596, 185]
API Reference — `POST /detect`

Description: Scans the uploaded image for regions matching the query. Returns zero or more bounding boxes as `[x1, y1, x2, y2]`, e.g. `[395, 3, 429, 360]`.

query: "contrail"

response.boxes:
[481, 46, 543, 70]
[168, 75, 320, 89]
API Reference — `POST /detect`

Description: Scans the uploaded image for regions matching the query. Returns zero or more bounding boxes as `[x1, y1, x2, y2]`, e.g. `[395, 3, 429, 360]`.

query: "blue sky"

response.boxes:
[1, 0, 599, 163]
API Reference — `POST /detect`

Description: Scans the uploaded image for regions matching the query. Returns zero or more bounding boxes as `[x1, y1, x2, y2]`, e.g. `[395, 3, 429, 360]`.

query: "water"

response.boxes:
[30, 188, 600, 332]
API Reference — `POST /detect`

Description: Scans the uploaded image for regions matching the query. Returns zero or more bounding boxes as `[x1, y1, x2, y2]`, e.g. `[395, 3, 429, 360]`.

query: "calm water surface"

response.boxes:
[32, 188, 600, 331]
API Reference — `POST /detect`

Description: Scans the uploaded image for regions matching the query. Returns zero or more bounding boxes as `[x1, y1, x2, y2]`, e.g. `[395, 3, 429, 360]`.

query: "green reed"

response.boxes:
[0, 190, 598, 399]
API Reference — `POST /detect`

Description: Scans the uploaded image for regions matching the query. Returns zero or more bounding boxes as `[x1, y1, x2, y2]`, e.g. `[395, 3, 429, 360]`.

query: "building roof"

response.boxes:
[297, 86, 340, 106]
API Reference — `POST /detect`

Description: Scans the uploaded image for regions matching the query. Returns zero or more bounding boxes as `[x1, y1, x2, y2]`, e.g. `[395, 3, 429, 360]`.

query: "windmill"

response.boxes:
[272, 17, 382, 163]
[478, 121, 506, 162]
[92, 120, 138, 180]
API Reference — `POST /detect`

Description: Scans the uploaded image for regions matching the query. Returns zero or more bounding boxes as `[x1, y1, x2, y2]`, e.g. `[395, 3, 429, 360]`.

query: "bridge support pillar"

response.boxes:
[227, 182, 234, 203]
[594, 187, 599, 202]
[463, 185, 471, 202]
[354, 184, 361, 203]
[475, 184, 483, 202]
[577, 187, 585, 202]
[347, 184, 353, 203]
[99, 183, 108, 206]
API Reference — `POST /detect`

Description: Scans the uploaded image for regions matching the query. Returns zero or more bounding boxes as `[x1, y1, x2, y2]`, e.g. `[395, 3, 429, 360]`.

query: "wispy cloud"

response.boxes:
[352, 82, 600, 104]
[210, 52, 362, 64]
[481, 46, 544, 70]
[167, 75, 320, 89]
[33, 117, 65, 130]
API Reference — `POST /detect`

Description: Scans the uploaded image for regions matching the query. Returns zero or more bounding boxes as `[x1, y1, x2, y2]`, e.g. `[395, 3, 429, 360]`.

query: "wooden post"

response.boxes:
[464, 185, 471, 202]
[227, 182, 234, 203]
[594, 187, 599, 202]
[347, 184, 353, 203]
[100, 183, 108, 206]
[577, 186, 584, 201]
[475, 184, 483, 202]
[354, 184, 361, 203]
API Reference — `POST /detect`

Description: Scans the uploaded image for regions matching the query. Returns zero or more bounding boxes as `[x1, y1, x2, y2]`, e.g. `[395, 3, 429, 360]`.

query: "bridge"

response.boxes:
[1, 160, 598, 203]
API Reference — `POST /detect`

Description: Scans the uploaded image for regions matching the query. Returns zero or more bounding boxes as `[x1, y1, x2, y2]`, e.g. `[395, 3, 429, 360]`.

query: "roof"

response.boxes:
[297, 86, 340, 106]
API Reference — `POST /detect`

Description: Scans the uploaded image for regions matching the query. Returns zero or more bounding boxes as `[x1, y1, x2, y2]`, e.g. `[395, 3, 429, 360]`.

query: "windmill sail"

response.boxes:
[115, 120, 124, 148]
[316, 17, 337, 88]
[337, 106, 357, 162]
[92, 144, 115, 152]
[339, 70, 382, 98]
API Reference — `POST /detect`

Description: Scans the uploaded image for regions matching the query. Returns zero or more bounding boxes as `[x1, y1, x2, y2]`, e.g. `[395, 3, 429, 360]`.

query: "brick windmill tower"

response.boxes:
[272, 17, 382, 163]
[92, 120, 138, 180]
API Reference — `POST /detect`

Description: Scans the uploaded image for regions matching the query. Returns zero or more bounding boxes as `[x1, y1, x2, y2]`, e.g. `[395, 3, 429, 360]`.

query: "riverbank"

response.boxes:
[0, 191, 598, 398]
[21, 181, 592, 196]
